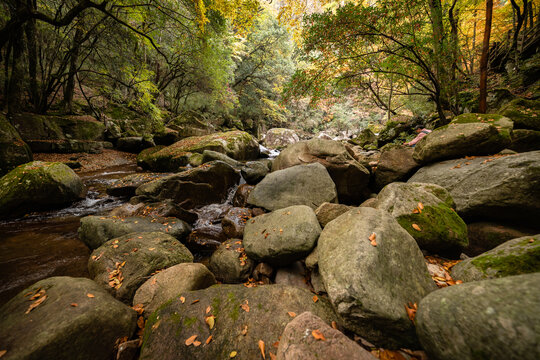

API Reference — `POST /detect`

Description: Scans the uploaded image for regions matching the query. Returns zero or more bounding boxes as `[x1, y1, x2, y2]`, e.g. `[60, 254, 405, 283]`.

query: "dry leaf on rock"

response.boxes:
[205, 315, 215, 329]
[241, 300, 250, 312]
[312, 295, 318, 303]
[230, 351, 238, 358]
[180, 296, 185, 303]
[185, 335, 198, 346]
[206, 335, 213, 345]
[287, 311, 296, 318]
[412, 224, 421, 231]
[70, 303, 78, 307]
[26, 295, 47, 314]
[86, 293, 95, 298]
[405, 302, 418, 322]
[312, 329, 326, 341]
[258, 340, 266, 359]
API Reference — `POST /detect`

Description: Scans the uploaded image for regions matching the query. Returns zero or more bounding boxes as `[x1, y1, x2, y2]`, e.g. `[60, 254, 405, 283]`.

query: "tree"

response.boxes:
[479, 0, 493, 114]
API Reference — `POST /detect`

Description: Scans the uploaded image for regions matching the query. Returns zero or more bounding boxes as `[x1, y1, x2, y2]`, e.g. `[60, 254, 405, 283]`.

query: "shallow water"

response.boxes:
[0, 164, 137, 306]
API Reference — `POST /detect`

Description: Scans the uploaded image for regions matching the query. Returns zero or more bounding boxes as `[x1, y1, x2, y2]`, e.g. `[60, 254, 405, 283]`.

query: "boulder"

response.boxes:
[377, 118, 414, 147]
[263, 128, 300, 149]
[241, 161, 269, 184]
[208, 239, 255, 283]
[244, 205, 322, 266]
[272, 139, 370, 203]
[133, 263, 216, 316]
[135, 161, 240, 209]
[139, 284, 337, 360]
[413, 114, 513, 164]
[374, 144, 420, 190]
[376, 182, 468, 256]
[499, 97, 540, 130]
[137, 131, 259, 171]
[232, 184, 254, 207]
[247, 163, 337, 211]
[222, 207, 252, 238]
[317, 207, 435, 348]
[509, 129, 540, 152]
[451, 235, 540, 282]
[314, 202, 353, 228]
[12, 113, 105, 141]
[116, 136, 155, 153]
[88, 232, 194, 303]
[0, 161, 84, 219]
[416, 273, 540, 360]
[349, 148, 380, 170]
[25, 139, 107, 153]
[276, 312, 376, 360]
[168, 113, 215, 138]
[186, 224, 227, 253]
[465, 222, 537, 256]
[78, 215, 191, 250]
[0, 276, 136, 360]
[153, 127, 180, 145]
[274, 261, 311, 290]
[0, 115, 32, 175]
[201, 150, 241, 167]
[110, 200, 198, 225]
[408, 151, 540, 223]
[349, 128, 378, 149]
[106, 173, 170, 197]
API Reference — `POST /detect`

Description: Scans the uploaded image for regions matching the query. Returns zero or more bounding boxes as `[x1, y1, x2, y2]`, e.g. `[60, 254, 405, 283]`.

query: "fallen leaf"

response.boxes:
[331, 321, 338, 329]
[205, 315, 215, 329]
[185, 335, 198, 346]
[180, 296, 185, 303]
[191, 299, 200, 304]
[193, 341, 202, 347]
[272, 341, 279, 348]
[269, 352, 276, 360]
[368, 232, 377, 246]
[379, 349, 408, 360]
[405, 302, 418, 322]
[258, 340, 266, 359]
[455, 280, 463, 284]
[312, 329, 326, 341]
[25, 295, 47, 314]
[151, 319, 161, 330]
[312, 295, 318, 303]
[0, 350, 6, 358]
[241, 325, 248, 336]
[206, 306, 211, 314]
[70, 303, 78, 307]
[418, 202, 424, 210]
[206, 335, 213, 344]
[87, 293, 95, 298]
[230, 351, 238, 358]
[151, 278, 157, 285]
[412, 208, 420, 214]
[30, 289, 45, 300]
[287, 311, 296, 318]
[132, 303, 144, 315]
[241, 300, 250, 312]
[412, 224, 421, 231]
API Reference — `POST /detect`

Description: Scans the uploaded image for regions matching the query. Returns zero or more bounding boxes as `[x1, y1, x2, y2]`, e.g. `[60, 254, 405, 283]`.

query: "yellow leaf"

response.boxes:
[230, 351, 238, 358]
[205, 315, 215, 329]
[412, 224, 421, 231]
[258, 340, 266, 359]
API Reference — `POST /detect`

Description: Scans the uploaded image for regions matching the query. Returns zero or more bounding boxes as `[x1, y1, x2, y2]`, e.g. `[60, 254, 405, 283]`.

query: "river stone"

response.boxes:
[136, 131, 259, 171]
[349, 128, 377, 149]
[317, 207, 436, 348]
[408, 151, 540, 223]
[314, 202, 353, 228]
[247, 163, 337, 211]
[232, 184, 254, 207]
[222, 207, 252, 239]
[499, 97, 540, 130]
[111, 199, 198, 225]
[78, 215, 191, 249]
[276, 312, 376, 360]
[208, 239, 255, 283]
[88, 231, 194, 303]
[465, 222, 537, 256]
[0, 161, 85, 219]
[263, 128, 300, 149]
[451, 235, 540, 282]
[272, 139, 370, 203]
[274, 261, 311, 290]
[135, 161, 240, 209]
[376, 182, 468, 256]
[133, 263, 216, 317]
[139, 284, 337, 360]
[374, 144, 420, 190]
[243, 205, 322, 266]
[201, 149, 241, 167]
[416, 273, 540, 360]
[107, 173, 170, 197]
[241, 161, 269, 184]
[0, 114, 32, 175]
[509, 129, 540, 152]
[0, 276, 136, 360]
[117, 136, 155, 153]
[413, 113, 513, 164]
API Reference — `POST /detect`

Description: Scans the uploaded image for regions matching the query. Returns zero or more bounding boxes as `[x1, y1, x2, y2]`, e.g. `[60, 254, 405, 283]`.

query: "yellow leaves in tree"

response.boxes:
[311, 329, 326, 341]
[258, 340, 266, 359]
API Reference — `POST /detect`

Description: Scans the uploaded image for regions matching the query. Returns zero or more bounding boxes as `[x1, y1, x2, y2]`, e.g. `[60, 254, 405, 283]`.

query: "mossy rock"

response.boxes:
[140, 284, 337, 360]
[12, 113, 105, 141]
[452, 235, 540, 282]
[169, 113, 215, 138]
[499, 98, 540, 130]
[0, 161, 85, 218]
[509, 129, 540, 152]
[0, 115, 32, 175]
[349, 128, 378, 148]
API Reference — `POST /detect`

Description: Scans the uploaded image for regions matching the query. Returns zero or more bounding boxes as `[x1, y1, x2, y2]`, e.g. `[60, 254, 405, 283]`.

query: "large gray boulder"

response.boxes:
[276, 312, 376, 360]
[244, 205, 322, 266]
[247, 163, 337, 211]
[408, 151, 540, 223]
[376, 182, 468, 256]
[208, 239, 255, 283]
[241, 161, 269, 184]
[413, 113, 513, 164]
[133, 263, 216, 317]
[136, 161, 240, 209]
[314, 202, 353, 228]
[106, 173, 170, 197]
[78, 215, 191, 250]
[0, 161, 84, 219]
[272, 139, 370, 203]
[416, 273, 540, 360]
[0, 114, 32, 175]
[317, 207, 436, 348]
[88, 232, 194, 303]
[374, 144, 420, 190]
[0, 276, 136, 360]
[263, 128, 300, 149]
[139, 285, 337, 360]
[452, 235, 540, 282]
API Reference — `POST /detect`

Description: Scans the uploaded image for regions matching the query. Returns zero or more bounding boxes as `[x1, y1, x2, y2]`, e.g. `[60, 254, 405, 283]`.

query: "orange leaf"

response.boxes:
[70, 303, 78, 307]
[412, 208, 420, 214]
[25, 295, 47, 314]
[312, 295, 319, 303]
[269, 352, 276, 360]
[331, 321, 338, 329]
[205, 335, 213, 344]
[287, 312, 296, 318]
[193, 341, 202, 347]
[132, 303, 144, 315]
[137, 316, 145, 329]
[418, 202, 424, 210]
[206, 306, 211, 314]
[405, 302, 417, 322]
[412, 224, 421, 231]
[185, 335, 198, 346]
[191, 299, 200, 304]
[241, 325, 248, 336]
[272, 341, 280, 348]
[180, 296, 185, 303]
[312, 329, 326, 341]
[86, 293, 95, 298]
[241, 300, 250, 312]
[258, 340, 266, 359]
[369, 232, 376, 242]
[0, 350, 6, 358]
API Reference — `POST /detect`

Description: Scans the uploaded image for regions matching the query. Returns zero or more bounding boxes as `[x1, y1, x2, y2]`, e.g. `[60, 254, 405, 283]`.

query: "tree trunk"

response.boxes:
[479, 0, 493, 114]
[429, 0, 450, 112]
[25, 14, 39, 110]
[471, 11, 477, 74]
[64, 19, 84, 114]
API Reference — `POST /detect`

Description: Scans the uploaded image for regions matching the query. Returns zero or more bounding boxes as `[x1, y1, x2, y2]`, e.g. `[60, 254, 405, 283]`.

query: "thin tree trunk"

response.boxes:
[64, 19, 84, 113]
[471, 11, 477, 74]
[25, 15, 39, 110]
[479, 0, 493, 114]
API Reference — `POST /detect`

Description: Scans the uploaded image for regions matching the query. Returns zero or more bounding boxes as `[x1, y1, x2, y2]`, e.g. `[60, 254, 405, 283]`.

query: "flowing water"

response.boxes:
[0, 164, 137, 306]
